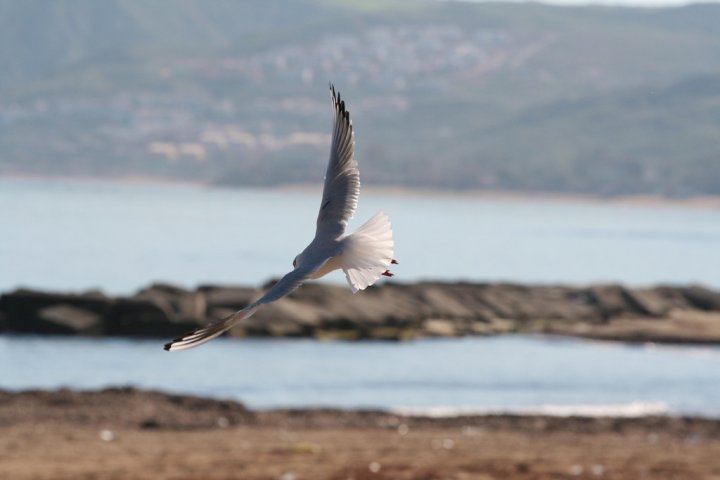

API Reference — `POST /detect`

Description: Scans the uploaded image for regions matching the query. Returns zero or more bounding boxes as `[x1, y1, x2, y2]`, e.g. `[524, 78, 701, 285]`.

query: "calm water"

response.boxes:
[2, 335, 719, 416]
[2, 178, 720, 294]
[3, 179, 720, 417]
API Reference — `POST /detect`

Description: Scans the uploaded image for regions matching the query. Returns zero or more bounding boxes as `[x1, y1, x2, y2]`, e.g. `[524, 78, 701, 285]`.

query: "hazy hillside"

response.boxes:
[1, 0, 719, 196]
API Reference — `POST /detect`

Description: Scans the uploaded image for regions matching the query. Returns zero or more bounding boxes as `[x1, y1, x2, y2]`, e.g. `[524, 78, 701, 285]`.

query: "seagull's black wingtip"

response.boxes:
[330, 82, 341, 103]
[163, 341, 173, 351]
[328, 83, 350, 125]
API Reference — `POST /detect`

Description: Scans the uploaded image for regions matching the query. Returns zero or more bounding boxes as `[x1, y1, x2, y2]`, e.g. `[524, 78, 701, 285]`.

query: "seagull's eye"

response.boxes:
[293, 258, 297, 268]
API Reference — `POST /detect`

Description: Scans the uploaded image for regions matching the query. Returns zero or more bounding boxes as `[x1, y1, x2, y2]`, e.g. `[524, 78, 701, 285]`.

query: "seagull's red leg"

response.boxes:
[383, 259, 398, 276]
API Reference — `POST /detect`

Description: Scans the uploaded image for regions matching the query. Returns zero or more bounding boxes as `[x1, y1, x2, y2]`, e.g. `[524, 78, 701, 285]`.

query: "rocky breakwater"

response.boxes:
[1, 282, 720, 343]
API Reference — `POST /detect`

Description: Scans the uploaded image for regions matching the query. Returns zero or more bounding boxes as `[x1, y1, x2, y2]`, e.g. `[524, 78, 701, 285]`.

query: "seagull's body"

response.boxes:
[164, 85, 395, 351]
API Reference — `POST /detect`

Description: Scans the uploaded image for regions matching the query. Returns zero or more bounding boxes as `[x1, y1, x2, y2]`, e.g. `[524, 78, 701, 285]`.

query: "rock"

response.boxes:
[2, 282, 720, 343]
[37, 304, 102, 335]
[258, 299, 323, 329]
[470, 318, 516, 335]
[680, 286, 720, 311]
[550, 311, 720, 344]
[624, 288, 673, 317]
[0, 289, 113, 334]
[200, 285, 255, 311]
[478, 285, 522, 319]
[264, 318, 308, 337]
[105, 298, 198, 337]
[134, 283, 207, 323]
[584, 285, 651, 321]
[423, 318, 459, 337]
[364, 326, 414, 341]
[415, 287, 475, 319]
[517, 286, 599, 323]
[239, 314, 309, 338]
[313, 328, 363, 341]
[206, 307, 235, 322]
[653, 286, 694, 309]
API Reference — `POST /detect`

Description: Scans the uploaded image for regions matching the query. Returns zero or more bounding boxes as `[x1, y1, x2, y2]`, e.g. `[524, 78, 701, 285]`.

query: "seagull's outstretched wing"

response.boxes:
[316, 84, 359, 239]
[164, 260, 327, 351]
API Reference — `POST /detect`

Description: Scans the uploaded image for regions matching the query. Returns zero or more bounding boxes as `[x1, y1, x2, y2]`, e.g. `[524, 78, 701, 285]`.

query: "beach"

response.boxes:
[1, 388, 719, 480]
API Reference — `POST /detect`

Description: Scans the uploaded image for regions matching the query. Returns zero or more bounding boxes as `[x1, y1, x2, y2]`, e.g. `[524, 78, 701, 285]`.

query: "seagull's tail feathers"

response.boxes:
[164, 306, 258, 352]
[341, 211, 394, 293]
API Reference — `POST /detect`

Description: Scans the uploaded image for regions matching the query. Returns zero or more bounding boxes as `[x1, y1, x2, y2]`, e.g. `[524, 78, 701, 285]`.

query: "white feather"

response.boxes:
[341, 211, 394, 292]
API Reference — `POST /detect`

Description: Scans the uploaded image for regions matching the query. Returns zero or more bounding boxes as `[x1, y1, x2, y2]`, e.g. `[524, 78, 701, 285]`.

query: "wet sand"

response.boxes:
[2, 388, 720, 480]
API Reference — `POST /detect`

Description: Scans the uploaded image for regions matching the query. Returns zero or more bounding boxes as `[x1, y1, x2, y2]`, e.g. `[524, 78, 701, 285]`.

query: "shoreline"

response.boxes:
[1, 386, 718, 426]
[2, 387, 719, 479]
[0, 385, 683, 420]
[3, 173, 720, 209]
[279, 182, 720, 210]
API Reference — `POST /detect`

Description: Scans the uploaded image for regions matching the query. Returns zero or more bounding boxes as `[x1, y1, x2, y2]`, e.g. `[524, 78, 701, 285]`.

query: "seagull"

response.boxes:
[164, 85, 396, 351]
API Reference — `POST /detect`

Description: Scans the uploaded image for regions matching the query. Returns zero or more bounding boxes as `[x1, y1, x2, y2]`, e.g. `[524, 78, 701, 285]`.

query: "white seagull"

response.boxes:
[165, 85, 396, 351]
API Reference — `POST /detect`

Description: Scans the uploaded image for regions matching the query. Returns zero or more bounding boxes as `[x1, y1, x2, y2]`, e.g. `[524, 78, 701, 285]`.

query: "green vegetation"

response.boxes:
[1, 0, 719, 196]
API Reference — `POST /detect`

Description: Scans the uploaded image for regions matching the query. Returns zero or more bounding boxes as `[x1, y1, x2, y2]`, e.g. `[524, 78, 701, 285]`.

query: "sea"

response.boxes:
[2, 178, 719, 293]
[2, 177, 720, 417]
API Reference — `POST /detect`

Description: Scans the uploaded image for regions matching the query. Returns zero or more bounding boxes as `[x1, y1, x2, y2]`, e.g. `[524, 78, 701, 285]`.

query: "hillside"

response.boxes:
[1, 0, 719, 195]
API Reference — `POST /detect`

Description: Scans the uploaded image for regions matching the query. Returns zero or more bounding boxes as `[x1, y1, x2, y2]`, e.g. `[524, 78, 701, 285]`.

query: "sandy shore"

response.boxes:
[2, 388, 720, 480]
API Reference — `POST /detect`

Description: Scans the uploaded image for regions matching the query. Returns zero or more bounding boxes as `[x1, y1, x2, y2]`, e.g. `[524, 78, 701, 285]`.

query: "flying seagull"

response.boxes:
[164, 85, 396, 351]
